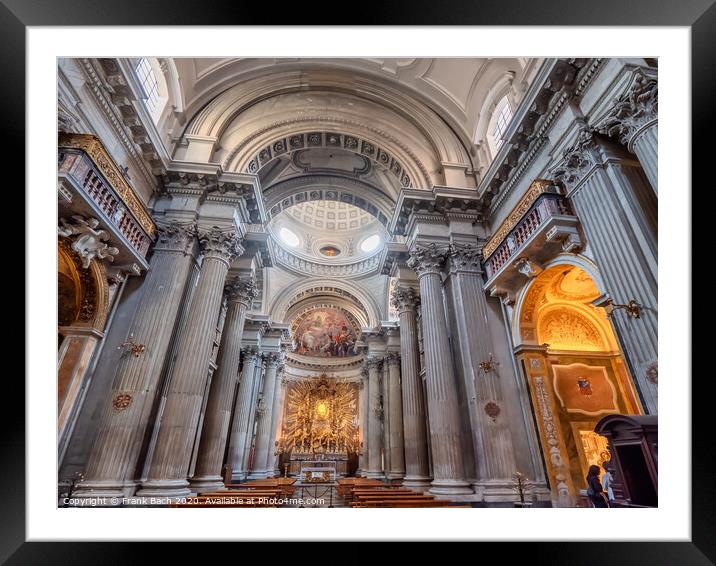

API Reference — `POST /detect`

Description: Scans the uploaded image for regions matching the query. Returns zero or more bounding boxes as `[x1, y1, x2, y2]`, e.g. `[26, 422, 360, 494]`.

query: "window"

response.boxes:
[134, 58, 161, 114]
[360, 234, 381, 253]
[279, 227, 300, 247]
[487, 96, 514, 157]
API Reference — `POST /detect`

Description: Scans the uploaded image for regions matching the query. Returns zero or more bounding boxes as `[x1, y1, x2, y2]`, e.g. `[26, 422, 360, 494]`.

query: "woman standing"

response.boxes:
[601, 462, 616, 506]
[586, 464, 608, 508]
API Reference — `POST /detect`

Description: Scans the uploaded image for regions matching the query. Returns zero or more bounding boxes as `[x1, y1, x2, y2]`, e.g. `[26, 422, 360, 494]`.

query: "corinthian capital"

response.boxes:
[597, 70, 658, 148]
[550, 129, 600, 193]
[407, 242, 450, 277]
[154, 219, 198, 253]
[447, 242, 483, 273]
[264, 352, 280, 368]
[366, 357, 383, 371]
[390, 284, 419, 313]
[386, 352, 401, 367]
[198, 227, 243, 263]
[226, 278, 259, 306]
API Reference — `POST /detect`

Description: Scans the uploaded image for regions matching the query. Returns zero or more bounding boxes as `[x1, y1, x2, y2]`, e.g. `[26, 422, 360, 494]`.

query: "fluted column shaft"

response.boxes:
[189, 279, 257, 491]
[138, 229, 241, 497]
[250, 355, 281, 478]
[386, 353, 406, 479]
[365, 358, 383, 477]
[445, 244, 517, 486]
[408, 244, 472, 495]
[269, 374, 287, 475]
[76, 221, 197, 498]
[391, 285, 430, 487]
[630, 123, 658, 194]
[554, 132, 658, 414]
[380, 360, 391, 477]
[242, 358, 265, 472]
[226, 349, 259, 481]
[357, 373, 368, 476]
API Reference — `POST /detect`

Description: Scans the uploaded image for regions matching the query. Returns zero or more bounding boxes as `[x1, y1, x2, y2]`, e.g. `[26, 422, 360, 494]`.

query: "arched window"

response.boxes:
[134, 58, 161, 112]
[487, 95, 514, 158]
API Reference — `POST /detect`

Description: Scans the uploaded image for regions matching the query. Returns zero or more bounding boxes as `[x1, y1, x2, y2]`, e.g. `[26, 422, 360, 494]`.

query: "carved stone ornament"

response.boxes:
[447, 242, 483, 273]
[112, 393, 132, 412]
[58, 216, 119, 269]
[226, 278, 259, 306]
[256, 399, 267, 414]
[407, 243, 450, 277]
[198, 227, 242, 262]
[550, 129, 599, 193]
[645, 361, 658, 385]
[390, 285, 419, 312]
[155, 219, 198, 251]
[386, 352, 401, 366]
[597, 70, 658, 148]
[513, 257, 544, 278]
[366, 357, 383, 370]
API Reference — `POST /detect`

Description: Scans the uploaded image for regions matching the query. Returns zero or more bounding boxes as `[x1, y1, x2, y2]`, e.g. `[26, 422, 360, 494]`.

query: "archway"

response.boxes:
[513, 263, 643, 506]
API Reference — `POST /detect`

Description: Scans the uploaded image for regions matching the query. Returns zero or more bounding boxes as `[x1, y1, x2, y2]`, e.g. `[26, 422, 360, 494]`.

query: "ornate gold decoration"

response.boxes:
[483, 179, 553, 258]
[112, 393, 132, 411]
[59, 133, 156, 237]
[478, 353, 500, 374]
[279, 374, 359, 455]
[604, 298, 643, 319]
[118, 333, 146, 357]
[538, 309, 603, 351]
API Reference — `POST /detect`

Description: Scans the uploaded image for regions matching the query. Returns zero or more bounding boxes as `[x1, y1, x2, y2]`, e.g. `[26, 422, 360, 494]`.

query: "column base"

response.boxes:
[402, 475, 432, 491]
[136, 479, 193, 498]
[189, 475, 225, 493]
[386, 471, 406, 480]
[429, 479, 474, 495]
[68, 480, 139, 500]
[363, 470, 384, 479]
[230, 471, 248, 483]
[247, 470, 270, 480]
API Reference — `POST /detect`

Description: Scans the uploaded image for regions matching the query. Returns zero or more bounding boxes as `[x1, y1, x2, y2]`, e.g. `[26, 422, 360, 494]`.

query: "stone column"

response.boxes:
[226, 347, 260, 481]
[250, 353, 281, 478]
[365, 357, 383, 478]
[189, 278, 258, 491]
[357, 371, 368, 476]
[75, 221, 198, 498]
[597, 69, 658, 194]
[553, 130, 658, 414]
[407, 244, 472, 494]
[386, 353, 406, 479]
[444, 243, 517, 493]
[380, 358, 391, 477]
[390, 285, 431, 488]
[242, 356, 265, 473]
[269, 370, 287, 476]
[138, 228, 241, 497]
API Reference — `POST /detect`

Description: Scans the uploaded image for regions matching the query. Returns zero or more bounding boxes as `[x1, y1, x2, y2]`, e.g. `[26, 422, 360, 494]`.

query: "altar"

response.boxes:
[287, 452, 348, 478]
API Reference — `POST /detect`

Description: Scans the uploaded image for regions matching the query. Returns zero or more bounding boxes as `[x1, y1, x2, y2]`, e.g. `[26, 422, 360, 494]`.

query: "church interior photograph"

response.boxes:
[56, 56, 658, 509]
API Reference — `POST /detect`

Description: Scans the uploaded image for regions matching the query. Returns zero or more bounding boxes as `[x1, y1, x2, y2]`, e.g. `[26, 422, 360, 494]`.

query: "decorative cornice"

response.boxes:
[407, 243, 450, 277]
[270, 238, 381, 278]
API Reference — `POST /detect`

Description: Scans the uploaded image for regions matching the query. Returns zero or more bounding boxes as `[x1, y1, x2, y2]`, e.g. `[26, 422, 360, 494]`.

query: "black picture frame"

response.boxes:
[9, 0, 709, 561]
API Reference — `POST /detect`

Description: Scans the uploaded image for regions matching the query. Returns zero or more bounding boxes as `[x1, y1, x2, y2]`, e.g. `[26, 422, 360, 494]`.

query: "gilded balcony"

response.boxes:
[58, 133, 156, 268]
[483, 180, 582, 292]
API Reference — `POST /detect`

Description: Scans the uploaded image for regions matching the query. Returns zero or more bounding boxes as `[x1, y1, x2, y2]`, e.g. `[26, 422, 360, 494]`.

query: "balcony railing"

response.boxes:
[484, 182, 577, 280]
[58, 133, 156, 258]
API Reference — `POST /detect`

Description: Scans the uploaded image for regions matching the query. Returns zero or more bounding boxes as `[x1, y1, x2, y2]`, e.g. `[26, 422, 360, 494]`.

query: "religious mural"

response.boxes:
[292, 308, 358, 357]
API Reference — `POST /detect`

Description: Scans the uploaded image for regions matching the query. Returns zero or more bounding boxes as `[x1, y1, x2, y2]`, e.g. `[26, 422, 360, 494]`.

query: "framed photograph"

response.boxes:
[13, 0, 708, 560]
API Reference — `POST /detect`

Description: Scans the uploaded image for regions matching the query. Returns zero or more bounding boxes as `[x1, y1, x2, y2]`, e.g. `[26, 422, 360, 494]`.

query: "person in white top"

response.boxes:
[601, 462, 616, 506]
